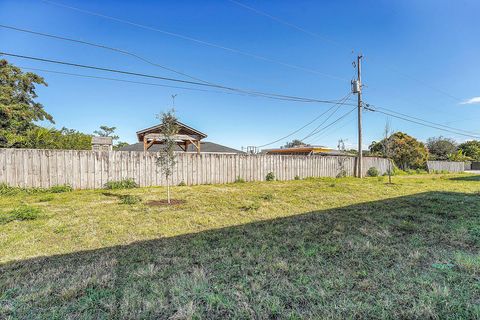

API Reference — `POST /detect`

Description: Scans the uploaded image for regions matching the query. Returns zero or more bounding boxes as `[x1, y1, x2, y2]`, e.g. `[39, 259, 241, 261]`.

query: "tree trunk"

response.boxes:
[167, 178, 171, 204]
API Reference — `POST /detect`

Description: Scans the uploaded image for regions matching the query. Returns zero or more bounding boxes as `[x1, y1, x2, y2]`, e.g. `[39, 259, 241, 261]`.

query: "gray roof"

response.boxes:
[118, 141, 244, 154]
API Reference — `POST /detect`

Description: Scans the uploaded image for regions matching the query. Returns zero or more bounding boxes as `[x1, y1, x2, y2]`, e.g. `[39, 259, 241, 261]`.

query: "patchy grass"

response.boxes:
[0, 174, 479, 318]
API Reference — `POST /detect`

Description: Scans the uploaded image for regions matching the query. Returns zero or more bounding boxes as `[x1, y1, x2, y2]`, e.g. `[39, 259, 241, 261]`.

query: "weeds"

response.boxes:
[265, 172, 275, 181]
[0, 206, 41, 224]
[234, 176, 245, 183]
[118, 195, 142, 205]
[104, 178, 138, 190]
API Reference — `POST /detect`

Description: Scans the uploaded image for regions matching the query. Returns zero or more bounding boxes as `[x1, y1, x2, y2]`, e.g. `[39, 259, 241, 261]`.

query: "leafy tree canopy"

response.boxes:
[369, 132, 428, 170]
[284, 139, 307, 148]
[426, 136, 457, 160]
[458, 140, 480, 161]
[94, 125, 119, 140]
[0, 59, 53, 147]
[9, 127, 92, 150]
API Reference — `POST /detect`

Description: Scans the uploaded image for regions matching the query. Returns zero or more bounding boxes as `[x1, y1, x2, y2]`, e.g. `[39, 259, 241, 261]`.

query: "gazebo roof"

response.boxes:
[136, 120, 207, 142]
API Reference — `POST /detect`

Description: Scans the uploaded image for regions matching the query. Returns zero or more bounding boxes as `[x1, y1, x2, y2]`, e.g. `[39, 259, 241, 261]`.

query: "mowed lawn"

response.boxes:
[1, 174, 479, 319]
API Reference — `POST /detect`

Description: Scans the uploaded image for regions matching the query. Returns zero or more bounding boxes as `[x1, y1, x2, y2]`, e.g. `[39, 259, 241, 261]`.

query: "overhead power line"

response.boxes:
[39, 0, 348, 82]
[0, 51, 352, 104]
[303, 107, 357, 143]
[0, 24, 212, 85]
[227, 0, 349, 50]
[256, 92, 351, 148]
[368, 108, 480, 139]
[300, 93, 352, 141]
[18, 66, 255, 97]
[367, 104, 480, 136]
[229, 0, 463, 103]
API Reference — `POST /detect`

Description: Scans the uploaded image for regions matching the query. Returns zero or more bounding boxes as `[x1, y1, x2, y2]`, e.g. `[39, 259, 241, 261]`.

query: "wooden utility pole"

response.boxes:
[356, 55, 363, 178]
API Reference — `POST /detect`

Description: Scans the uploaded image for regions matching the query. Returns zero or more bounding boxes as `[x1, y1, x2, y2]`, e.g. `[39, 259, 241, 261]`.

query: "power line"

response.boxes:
[227, 0, 349, 50]
[256, 92, 351, 148]
[303, 107, 357, 143]
[0, 24, 213, 85]
[307, 111, 356, 145]
[1, 51, 352, 104]
[18, 66, 255, 97]
[300, 94, 352, 141]
[39, 0, 348, 82]
[368, 108, 480, 139]
[228, 0, 463, 103]
[367, 104, 480, 136]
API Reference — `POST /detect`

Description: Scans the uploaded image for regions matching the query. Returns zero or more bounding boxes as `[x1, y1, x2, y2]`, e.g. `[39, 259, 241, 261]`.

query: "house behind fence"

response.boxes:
[0, 148, 393, 189]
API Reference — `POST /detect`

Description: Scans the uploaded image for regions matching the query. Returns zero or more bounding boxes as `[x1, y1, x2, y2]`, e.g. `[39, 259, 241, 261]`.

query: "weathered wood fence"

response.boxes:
[0, 148, 390, 189]
[426, 160, 465, 173]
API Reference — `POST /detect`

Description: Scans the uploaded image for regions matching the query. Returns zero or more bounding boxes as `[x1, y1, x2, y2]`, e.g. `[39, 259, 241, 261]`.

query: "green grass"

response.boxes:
[0, 174, 479, 319]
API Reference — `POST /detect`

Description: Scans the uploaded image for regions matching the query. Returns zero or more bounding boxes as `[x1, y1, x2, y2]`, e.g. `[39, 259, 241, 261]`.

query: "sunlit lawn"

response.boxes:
[1, 174, 479, 319]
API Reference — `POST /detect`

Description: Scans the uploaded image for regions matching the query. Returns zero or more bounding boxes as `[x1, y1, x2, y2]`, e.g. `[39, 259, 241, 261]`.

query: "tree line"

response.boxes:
[0, 59, 127, 150]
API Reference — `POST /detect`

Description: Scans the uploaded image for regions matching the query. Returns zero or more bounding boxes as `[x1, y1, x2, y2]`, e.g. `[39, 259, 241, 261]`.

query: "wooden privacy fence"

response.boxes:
[0, 148, 390, 189]
[426, 160, 465, 173]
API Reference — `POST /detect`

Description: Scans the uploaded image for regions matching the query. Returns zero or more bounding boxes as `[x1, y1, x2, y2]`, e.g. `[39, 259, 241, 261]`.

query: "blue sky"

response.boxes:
[1, 0, 479, 150]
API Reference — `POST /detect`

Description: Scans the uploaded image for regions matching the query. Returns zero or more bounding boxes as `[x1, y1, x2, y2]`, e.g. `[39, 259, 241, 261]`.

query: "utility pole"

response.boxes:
[356, 55, 363, 178]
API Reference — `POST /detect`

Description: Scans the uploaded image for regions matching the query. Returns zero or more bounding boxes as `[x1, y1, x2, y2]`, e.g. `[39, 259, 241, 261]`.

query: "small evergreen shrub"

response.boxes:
[266, 172, 275, 181]
[119, 195, 142, 205]
[178, 180, 186, 186]
[294, 175, 300, 180]
[367, 167, 379, 177]
[104, 178, 138, 190]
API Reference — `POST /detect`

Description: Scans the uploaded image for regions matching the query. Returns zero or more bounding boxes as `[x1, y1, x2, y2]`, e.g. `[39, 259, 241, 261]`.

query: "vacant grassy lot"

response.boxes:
[1, 174, 479, 319]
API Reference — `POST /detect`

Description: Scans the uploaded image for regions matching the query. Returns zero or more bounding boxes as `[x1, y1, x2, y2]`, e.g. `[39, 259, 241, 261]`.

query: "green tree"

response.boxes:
[20, 127, 91, 150]
[156, 109, 179, 204]
[370, 132, 428, 170]
[0, 59, 53, 147]
[284, 139, 307, 148]
[94, 125, 119, 141]
[426, 136, 457, 160]
[94, 125, 130, 150]
[458, 140, 480, 161]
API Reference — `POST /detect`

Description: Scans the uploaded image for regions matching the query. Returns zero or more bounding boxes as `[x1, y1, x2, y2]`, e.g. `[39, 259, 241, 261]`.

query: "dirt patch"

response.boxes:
[146, 199, 186, 206]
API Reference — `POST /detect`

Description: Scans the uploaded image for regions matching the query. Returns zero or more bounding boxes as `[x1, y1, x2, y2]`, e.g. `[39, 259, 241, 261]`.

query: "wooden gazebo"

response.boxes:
[136, 121, 207, 153]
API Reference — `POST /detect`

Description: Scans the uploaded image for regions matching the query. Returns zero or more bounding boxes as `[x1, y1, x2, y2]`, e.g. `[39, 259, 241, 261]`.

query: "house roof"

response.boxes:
[136, 120, 207, 142]
[263, 146, 333, 155]
[118, 141, 245, 154]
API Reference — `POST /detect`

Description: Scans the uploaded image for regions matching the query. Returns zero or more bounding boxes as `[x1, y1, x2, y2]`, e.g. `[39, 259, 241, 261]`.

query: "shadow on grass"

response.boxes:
[449, 174, 480, 182]
[1, 192, 479, 319]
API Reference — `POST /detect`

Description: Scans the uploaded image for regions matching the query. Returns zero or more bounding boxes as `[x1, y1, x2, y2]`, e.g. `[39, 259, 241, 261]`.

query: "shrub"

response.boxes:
[104, 178, 138, 190]
[0, 206, 41, 224]
[266, 172, 275, 181]
[294, 175, 300, 180]
[178, 180, 186, 186]
[118, 195, 142, 205]
[234, 176, 245, 183]
[49, 185, 73, 193]
[366, 167, 379, 177]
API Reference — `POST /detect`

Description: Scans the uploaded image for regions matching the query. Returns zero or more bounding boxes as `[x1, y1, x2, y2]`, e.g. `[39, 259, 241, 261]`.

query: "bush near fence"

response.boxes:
[0, 148, 391, 189]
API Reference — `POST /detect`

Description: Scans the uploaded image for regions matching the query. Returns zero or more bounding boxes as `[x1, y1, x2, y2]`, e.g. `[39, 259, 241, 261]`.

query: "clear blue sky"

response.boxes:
[1, 0, 479, 150]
